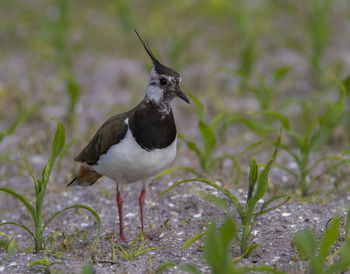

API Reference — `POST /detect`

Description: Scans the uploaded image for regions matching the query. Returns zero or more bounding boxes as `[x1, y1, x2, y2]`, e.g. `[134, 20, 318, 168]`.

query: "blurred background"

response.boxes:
[0, 0, 350, 180]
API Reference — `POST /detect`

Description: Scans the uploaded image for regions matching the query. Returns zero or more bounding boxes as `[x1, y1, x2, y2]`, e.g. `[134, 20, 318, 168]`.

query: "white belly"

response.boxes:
[92, 127, 177, 184]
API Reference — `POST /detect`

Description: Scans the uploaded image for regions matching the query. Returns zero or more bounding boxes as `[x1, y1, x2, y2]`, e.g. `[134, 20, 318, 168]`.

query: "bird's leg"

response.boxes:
[116, 186, 127, 242]
[139, 186, 146, 235]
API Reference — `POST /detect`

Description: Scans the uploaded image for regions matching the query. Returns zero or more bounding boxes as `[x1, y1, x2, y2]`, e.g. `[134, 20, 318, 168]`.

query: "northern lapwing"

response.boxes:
[68, 30, 190, 241]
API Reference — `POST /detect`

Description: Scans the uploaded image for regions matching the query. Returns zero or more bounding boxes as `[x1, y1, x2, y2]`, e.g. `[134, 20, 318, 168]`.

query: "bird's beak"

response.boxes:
[175, 87, 190, 104]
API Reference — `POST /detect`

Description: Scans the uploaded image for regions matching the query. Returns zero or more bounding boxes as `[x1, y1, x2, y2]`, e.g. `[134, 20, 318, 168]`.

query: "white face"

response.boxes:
[146, 68, 180, 105]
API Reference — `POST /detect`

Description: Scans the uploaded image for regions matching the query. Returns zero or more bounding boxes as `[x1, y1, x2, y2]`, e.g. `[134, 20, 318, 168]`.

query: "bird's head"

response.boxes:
[135, 30, 190, 106]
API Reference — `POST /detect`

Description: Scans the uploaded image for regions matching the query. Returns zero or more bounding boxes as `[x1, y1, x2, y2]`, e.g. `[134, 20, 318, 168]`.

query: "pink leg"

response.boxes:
[116, 189, 127, 242]
[139, 187, 146, 232]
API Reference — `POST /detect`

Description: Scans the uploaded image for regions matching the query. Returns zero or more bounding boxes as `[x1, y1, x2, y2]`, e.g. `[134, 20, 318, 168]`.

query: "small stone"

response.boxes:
[272, 256, 280, 262]
[0, 266, 5, 272]
[125, 212, 136, 218]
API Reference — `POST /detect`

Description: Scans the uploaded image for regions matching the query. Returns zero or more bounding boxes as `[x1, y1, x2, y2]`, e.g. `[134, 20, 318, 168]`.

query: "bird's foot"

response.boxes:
[118, 235, 128, 242]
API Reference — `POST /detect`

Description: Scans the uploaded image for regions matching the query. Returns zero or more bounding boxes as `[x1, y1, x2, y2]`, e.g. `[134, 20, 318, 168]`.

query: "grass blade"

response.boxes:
[0, 222, 35, 242]
[158, 179, 243, 214]
[42, 204, 101, 248]
[21, 153, 40, 195]
[248, 158, 258, 200]
[253, 195, 290, 217]
[345, 208, 350, 238]
[41, 119, 65, 184]
[0, 187, 36, 224]
[319, 217, 340, 263]
[327, 238, 350, 273]
[182, 231, 206, 249]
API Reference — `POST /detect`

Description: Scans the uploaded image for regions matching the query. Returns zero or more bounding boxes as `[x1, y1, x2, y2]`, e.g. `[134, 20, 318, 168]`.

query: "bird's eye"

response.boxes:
[159, 78, 167, 86]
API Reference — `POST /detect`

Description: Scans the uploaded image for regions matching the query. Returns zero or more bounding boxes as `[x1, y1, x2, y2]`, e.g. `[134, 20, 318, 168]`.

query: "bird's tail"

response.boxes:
[67, 164, 102, 187]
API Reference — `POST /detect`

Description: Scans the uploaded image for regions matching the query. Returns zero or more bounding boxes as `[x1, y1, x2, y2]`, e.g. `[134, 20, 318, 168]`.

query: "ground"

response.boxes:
[1, 1, 350, 273]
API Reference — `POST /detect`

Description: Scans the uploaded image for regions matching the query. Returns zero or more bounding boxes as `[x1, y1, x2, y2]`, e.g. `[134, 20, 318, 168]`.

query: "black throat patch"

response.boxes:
[129, 101, 177, 151]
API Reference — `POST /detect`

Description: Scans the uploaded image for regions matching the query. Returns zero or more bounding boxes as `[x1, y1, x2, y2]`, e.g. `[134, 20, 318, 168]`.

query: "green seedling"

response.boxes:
[168, 30, 196, 71]
[0, 100, 45, 143]
[304, 0, 334, 78]
[0, 232, 17, 258]
[232, 87, 348, 196]
[177, 93, 245, 178]
[81, 264, 95, 274]
[231, 1, 258, 90]
[249, 66, 291, 111]
[0, 120, 101, 253]
[345, 208, 350, 239]
[49, 0, 81, 124]
[276, 88, 348, 196]
[180, 93, 226, 174]
[28, 257, 61, 274]
[113, 234, 169, 260]
[160, 133, 289, 256]
[157, 218, 284, 274]
[293, 217, 350, 273]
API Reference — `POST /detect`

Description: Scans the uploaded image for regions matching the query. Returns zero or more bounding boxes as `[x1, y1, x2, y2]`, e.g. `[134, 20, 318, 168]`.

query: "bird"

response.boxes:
[68, 30, 190, 241]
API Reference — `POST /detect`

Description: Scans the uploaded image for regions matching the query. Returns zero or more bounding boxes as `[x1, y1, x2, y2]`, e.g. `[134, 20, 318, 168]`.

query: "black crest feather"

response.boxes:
[134, 29, 160, 66]
[134, 29, 179, 78]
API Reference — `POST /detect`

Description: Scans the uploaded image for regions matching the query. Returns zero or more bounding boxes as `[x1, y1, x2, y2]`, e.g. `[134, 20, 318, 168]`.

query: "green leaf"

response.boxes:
[197, 191, 229, 212]
[210, 113, 225, 130]
[182, 231, 206, 249]
[273, 66, 290, 83]
[154, 166, 197, 179]
[220, 218, 236, 250]
[187, 93, 204, 119]
[254, 195, 290, 217]
[198, 120, 216, 153]
[204, 221, 222, 273]
[327, 238, 350, 273]
[312, 89, 345, 150]
[179, 264, 201, 274]
[204, 218, 236, 274]
[255, 111, 291, 130]
[0, 100, 45, 143]
[238, 141, 264, 156]
[155, 262, 178, 273]
[21, 152, 40, 195]
[345, 208, 350, 239]
[248, 158, 258, 200]
[179, 135, 202, 159]
[29, 258, 61, 267]
[228, 116, 273, 133]
[0, 222, 35, 242]
[319, 217, 340, 263]
[67, 76, 81, 114]
[293, 229, 318, 263]
[342, 74, 350, 92]
[41, 119, 65, 185]
[242, 243, 259, 258]
[254, 132, 280, 201]
[42, 204, 101, 248]
[158, 179, 243, 215]
[0, 234, 17, 256]
[0, 187, 36, 224]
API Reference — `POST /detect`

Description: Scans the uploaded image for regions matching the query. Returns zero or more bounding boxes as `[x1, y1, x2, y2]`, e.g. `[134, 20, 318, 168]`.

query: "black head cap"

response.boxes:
[134, 29, 179, 78]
